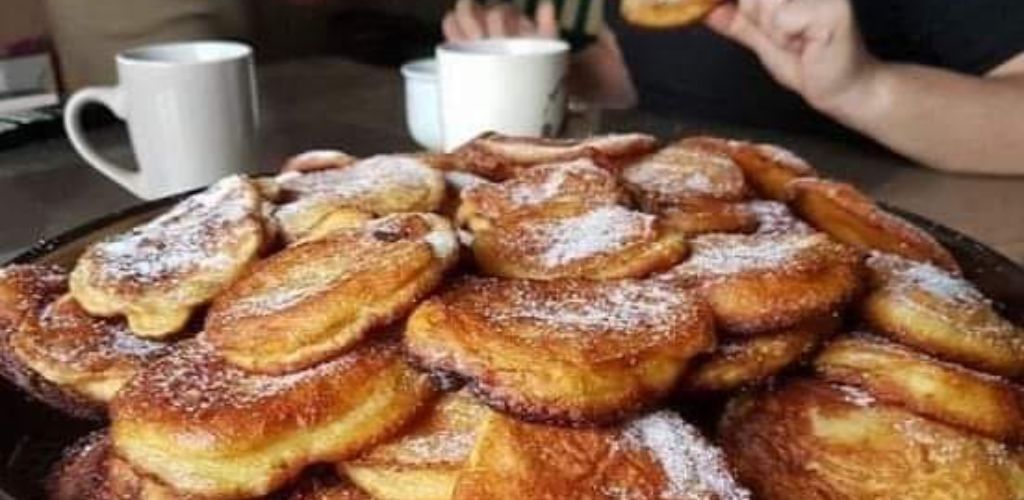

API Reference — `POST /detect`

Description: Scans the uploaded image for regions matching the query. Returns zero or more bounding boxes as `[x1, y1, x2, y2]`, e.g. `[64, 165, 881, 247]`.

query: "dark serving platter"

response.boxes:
[1, 194, 1022, 500]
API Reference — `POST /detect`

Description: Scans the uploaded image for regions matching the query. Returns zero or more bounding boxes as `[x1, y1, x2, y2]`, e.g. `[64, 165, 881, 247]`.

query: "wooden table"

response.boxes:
[1, 58, 1022, 264]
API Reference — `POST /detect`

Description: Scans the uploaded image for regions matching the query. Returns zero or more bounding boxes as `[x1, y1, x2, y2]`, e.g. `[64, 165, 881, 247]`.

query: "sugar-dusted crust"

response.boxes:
[0, 264, 110, 420]
[69, 176, 269, 338]
[622, 139, 750, 211]
[661, 233, 865, 334]
[207, 213, 458, 374]
[787, 178, 959, 273]
[274, 154, 447, 242]
[452, 132, 658, 181]
[815, 333, 1024, 442]
[862, 252, 1024, 378]
[681, 312, 840, 392]
[342, 391, 488, 500]
[456, 158, 627, 230]
[110, 339, 436, 498]
[10, 294, 172, 403]
[720, 379, 1024, 500]
[471, 204, 687, 280]
[404, 277, 714, 425]
[454, 409, 749, 499]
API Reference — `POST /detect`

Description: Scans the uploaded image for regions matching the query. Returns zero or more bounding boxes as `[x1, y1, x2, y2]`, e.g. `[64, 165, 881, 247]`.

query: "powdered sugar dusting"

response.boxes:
[522, 206, 656, 268]
[835, 384, 877, 408]
[85, 176, 258, 286]
[619, 411, 750, 500]
[870, 253, 982, 304]
[453, 278, 706, 356]
[754, 144, 814, 174]
[746, 200, 815, 236]
[675, 233, 828, 277]
[279, 154, 438, 200]
[623, 147, 746, 200]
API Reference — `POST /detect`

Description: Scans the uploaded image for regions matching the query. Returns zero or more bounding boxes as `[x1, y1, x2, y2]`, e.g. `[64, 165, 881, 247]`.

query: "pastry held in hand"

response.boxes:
[207, 213, 458, 374]
[69, 176, 270, 338]
[621, 0, 725, 29]
[405, 277, 714, 424]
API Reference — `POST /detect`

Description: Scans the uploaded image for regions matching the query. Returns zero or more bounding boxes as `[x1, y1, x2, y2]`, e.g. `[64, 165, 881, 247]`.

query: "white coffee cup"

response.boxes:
[401, 58, 443, 151]
[64, 40, 258, 200]
[435, 38, 569, 152]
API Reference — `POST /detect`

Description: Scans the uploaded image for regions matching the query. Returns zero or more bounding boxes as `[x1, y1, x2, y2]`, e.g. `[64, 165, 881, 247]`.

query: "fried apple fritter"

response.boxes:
[681, 313, 840, 392]
[452, 132, 658, 181]
[745, 200, 816, 236]
[69, 176, 270, 338]
[661, 233, 864, 335]
[281, 149, 359, 174]
[720, 379, 1024, 500]
[342, 391, 489, 500]
[207, 213, 458, 374]
[620, 0, 724, 28]
[10, 294, 171, 404]
[787, 178, 959, 272]
[0, 265, 116, 419]
[683, 137, 819, 201]
[456, 158, 626, 231]
[863, 252, 1024, 378]
[453, 409, 750, 499]
[274, 154, 446, 242]
[110, 339, 435, 498]
[470, 204, 687, 280]
[815, 334, 1024, 442]
[47, 431, 113, 500]
[405, 277, 714, 425]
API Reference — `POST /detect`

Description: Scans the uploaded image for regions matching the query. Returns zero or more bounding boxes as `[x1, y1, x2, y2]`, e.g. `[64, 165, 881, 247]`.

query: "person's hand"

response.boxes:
[443, 0, 559, 41]
[705, 0, 882, 113]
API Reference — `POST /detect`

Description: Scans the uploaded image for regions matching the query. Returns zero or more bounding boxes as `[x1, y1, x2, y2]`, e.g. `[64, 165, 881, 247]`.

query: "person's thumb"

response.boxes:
[535, 1, 560, 38]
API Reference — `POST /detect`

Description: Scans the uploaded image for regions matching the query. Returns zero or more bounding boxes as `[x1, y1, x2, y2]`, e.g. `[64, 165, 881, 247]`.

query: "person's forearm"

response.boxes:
[820, 62, 1024, 176]
[568, 29, 638, 109]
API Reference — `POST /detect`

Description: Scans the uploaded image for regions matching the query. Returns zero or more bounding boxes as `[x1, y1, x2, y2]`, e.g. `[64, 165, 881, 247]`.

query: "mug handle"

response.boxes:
[64, 86, 142, 195]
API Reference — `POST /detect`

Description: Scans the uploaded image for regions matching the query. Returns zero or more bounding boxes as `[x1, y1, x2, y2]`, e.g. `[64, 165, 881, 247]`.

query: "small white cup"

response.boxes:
[64, 41, 258, 200]
[434, 38, 569, 152]
[401, 58, 443, 151]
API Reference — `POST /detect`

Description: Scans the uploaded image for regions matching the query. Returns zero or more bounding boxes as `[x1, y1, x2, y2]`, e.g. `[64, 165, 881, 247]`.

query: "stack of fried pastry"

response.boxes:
[1, 131, 1020, 499]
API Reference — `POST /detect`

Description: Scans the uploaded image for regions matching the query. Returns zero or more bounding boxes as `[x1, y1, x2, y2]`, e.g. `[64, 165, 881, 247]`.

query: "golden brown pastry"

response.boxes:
[110, 339, 435, 498]
[815, 334, 1024, 442]
[453, 409, 750, 499]
[622, 140, 753, 236]
[69, 176, 270, 338]
[661, 233, 864, 334]
[720, 379, 1024, 500]
[342, 391, 489, 500]
[207, 213, 458, 374]
[452, 132, 658, 181]
[863, 252, 1023, 378]
[684, 137, 819, 201]
[274, 154, 446, 242]
[405, 277, 714, 424]
[787, 178, 960, 272]
[681, 313, 840, 392]
[470, 204, 687, 280]
[280, 149, 359, 173]
[10, 294, 170, 404]
[0, 265, 114, 419]
[621, 0, 724, 29]
[47, 431, 114, 500]
[287, 474, 374, 500]
[456, 158, 626, 231]
[744, 199, 816, 236]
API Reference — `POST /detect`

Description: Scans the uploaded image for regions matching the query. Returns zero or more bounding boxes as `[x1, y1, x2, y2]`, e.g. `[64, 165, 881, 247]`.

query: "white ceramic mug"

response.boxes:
[64, 41, 258, 200]
[401, 58, 443, 151]
[436, 38, 569, 152]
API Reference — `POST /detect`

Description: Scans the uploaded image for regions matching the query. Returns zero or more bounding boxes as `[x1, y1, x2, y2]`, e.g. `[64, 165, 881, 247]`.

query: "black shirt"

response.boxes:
[605, 0, 1024, 138]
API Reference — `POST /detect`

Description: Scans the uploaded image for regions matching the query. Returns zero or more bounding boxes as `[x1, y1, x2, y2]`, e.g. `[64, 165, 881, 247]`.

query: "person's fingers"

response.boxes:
[485, 4, 513, 38]
[442, 13, 466, 42]
[517, 15, 536, 36]
[454, 0, 485, 39]
[535, 0, 560, 38]
[757, 0, 798, 47]
[773, 0, 843, 43]
[706, 4, 799, 88]
[737, 0, 762, 28]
